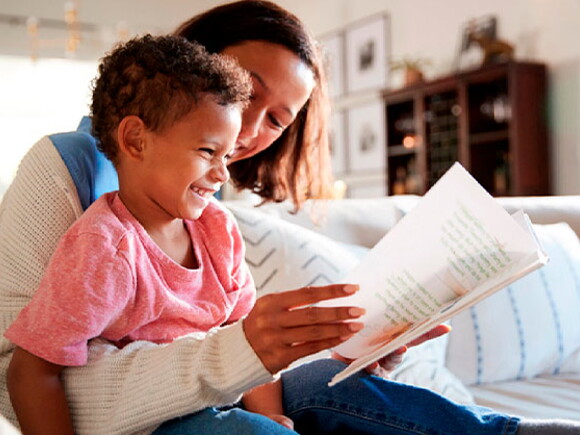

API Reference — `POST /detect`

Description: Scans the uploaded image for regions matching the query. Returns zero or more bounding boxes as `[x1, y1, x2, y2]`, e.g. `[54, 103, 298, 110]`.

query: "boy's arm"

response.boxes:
[242, 378, 284, 415]
[243, 379, 294, 429]
[7, 347, 75, 435]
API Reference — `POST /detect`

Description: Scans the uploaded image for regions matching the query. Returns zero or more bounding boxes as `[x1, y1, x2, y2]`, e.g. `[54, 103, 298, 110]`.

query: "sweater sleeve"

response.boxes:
[0, 138, 275, 435]
[65, 322, 273, 435]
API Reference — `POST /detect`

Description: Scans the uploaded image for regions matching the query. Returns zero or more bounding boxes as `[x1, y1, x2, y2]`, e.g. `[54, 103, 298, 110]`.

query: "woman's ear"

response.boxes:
[117, 116, 146, 160]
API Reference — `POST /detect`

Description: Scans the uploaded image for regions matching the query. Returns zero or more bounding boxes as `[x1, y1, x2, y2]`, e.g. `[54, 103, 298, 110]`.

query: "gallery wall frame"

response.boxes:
[345, 13, 390, 94]
[319, 31, 345, 98]
[346, 100, 386, 173]
[329, 110, 347, 174]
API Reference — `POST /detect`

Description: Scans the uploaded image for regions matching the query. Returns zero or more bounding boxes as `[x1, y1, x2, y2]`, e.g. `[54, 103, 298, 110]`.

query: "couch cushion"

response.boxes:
[468, 372, 580, 420]
[446, 223, 580, 385]
[226, 196, 406, 248]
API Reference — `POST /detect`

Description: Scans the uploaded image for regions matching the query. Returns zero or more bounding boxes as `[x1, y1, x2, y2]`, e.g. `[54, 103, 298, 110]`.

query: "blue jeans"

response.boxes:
[153, 359, 520, 435]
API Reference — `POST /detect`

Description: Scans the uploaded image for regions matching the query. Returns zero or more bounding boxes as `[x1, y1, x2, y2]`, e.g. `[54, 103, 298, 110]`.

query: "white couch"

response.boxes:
[223, 194, 580, 421]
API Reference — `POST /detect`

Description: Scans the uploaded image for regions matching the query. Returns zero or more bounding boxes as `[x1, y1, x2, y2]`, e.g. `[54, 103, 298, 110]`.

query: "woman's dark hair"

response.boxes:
[175, 0, 333, 209]
[91, 34, 251, 164]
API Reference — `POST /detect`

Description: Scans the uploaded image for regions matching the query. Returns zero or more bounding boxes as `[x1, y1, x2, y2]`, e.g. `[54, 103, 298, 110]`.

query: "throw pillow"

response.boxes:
[225, 203, 363, 295]
[446, 223, 580, 385]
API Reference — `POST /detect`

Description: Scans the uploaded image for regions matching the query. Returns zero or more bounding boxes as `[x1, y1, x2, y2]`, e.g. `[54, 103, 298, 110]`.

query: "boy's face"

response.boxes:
[139, 96, 241, 222]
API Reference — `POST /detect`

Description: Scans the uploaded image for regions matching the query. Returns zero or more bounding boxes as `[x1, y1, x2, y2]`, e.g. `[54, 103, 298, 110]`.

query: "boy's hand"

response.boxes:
[266, 414, 294, 430]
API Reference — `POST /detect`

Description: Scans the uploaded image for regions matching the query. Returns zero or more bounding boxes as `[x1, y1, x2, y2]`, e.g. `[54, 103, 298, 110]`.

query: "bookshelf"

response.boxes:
[382, 61, 550, 196]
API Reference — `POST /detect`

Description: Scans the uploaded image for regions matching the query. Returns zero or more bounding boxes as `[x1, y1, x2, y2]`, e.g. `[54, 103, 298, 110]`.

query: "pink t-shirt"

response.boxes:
[6, 192, 255, 366]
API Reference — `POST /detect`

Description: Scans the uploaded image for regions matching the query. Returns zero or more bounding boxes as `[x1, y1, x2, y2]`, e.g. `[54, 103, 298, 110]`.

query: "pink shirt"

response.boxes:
[6, 192, 255, 366]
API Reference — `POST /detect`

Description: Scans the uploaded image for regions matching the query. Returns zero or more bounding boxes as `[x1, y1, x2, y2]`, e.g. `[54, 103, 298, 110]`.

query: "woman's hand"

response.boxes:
[332, 324, 452, 375]
[243, 284, 365, 373]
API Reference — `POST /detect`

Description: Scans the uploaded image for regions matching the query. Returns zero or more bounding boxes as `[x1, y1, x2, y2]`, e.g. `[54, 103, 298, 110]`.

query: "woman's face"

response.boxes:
[221, 41, 316, 164]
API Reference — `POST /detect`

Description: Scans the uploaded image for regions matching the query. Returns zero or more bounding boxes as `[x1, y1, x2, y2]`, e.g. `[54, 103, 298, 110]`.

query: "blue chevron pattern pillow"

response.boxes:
[225, 203, 366, 295]
[446, 223, 580, 385]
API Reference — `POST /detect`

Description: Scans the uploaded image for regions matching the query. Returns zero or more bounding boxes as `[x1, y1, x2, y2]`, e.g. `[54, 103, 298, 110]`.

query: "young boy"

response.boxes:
[5, 34, 290, 433]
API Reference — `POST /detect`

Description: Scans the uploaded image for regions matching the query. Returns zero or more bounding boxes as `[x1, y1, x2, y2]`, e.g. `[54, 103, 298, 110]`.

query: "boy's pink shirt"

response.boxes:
[5, 192, 255, 366]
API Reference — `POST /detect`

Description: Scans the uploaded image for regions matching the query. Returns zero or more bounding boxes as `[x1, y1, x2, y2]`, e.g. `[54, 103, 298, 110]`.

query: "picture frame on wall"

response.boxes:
[319, 32, 345, 98]
[330, 110, 347, 174]
[347, 101, 386, 172]
[345, 14, 389, 93]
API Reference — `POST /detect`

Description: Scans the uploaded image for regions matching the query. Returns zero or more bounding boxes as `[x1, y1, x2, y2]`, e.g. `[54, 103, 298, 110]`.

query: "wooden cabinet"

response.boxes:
[383, 61, 550, 196]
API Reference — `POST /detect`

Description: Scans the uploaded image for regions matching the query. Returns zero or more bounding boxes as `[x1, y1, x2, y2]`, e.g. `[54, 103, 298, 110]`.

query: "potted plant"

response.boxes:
[390, 57, 430, 86]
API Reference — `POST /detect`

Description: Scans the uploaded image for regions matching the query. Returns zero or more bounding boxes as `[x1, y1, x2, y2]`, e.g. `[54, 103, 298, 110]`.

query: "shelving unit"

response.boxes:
[382, 61, 550, 196]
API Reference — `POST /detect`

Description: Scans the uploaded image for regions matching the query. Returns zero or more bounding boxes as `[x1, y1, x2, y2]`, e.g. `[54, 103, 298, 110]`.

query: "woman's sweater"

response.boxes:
[0, 136, 274, 435]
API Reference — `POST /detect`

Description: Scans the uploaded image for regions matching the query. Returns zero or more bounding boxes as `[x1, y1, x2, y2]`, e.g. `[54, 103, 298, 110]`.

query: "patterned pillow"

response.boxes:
[446, 223, 580, 385]
[225, 203, 361, 295]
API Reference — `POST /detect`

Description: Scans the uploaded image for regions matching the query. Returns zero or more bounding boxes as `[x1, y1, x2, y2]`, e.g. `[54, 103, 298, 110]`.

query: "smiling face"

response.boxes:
[120, 96, 242, 226]
[221, 41, 315, 164]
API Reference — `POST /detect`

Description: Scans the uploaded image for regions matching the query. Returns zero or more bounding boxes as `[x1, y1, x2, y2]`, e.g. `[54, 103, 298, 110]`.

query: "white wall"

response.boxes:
[0, 56, 97, 196]
[1, 0, 578, 195]
[283, 0, 580, 194]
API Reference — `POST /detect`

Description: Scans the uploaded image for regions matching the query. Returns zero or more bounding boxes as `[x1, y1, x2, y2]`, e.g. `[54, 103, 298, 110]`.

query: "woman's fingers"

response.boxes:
[272, 283, 360, 309]
[406, 324, 451, 348]
[277, 305, 365, 328]
[243, 283, 365, 373]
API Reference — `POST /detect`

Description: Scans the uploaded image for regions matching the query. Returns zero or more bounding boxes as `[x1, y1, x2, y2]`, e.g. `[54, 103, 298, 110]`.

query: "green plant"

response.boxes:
[390, 57, 431, 72]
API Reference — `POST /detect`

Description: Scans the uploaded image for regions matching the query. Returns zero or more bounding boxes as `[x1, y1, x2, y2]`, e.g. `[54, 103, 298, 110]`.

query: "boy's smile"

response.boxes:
[118, 95, 242, 231]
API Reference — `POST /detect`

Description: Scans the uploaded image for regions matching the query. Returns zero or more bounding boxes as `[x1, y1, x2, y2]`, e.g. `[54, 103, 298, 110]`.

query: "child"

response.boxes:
[5, 34, 291, 433]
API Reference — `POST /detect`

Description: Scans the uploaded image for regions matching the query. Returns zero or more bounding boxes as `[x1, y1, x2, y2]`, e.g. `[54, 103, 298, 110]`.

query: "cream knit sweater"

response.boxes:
[0, 137, 274, 434]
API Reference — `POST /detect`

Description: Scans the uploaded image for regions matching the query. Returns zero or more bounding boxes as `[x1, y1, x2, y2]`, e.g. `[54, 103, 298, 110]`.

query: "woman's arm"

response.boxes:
[7, 347, 74, 435]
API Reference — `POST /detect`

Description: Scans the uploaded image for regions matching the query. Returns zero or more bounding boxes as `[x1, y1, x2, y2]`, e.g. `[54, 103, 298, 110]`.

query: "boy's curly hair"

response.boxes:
[91, 34, 252, 163]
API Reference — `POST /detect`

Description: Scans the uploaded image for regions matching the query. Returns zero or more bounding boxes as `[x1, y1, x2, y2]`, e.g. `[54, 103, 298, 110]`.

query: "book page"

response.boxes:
[319, 163, 548, 384]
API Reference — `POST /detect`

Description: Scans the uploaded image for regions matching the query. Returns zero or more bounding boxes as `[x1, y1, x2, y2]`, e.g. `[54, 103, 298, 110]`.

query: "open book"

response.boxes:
[323, 162, 549, 386]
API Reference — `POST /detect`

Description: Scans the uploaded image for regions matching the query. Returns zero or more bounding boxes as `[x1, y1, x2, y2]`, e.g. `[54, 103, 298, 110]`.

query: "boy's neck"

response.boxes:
[117, 190, 198, 269]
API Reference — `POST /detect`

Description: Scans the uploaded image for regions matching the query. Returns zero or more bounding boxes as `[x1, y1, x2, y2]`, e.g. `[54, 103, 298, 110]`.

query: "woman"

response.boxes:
[0, 1, 576, 434]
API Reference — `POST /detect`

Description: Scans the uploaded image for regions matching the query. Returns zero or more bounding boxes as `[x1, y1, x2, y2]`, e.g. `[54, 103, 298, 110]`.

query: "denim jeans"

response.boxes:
[153, 359, 520, 435]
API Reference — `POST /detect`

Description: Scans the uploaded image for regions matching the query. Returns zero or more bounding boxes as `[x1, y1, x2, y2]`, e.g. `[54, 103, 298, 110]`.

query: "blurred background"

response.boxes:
[0, 0, 578, 199]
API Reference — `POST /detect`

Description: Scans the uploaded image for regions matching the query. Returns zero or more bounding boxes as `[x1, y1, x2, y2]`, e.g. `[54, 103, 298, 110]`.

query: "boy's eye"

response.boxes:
[199, 148, 214, 156]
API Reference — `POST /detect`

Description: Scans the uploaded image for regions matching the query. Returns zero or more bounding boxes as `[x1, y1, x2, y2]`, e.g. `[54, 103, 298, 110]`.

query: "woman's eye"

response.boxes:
[268, 114, 283, 129]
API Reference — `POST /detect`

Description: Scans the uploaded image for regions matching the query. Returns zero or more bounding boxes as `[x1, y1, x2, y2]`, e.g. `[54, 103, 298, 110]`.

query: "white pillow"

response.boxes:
[227, 203, 474, 402]
[446, 223, 580, 385]
[225, 203, 362, 295]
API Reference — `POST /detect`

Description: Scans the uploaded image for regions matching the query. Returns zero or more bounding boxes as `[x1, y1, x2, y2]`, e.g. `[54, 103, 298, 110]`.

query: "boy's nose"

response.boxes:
[211, 159, 230, 184]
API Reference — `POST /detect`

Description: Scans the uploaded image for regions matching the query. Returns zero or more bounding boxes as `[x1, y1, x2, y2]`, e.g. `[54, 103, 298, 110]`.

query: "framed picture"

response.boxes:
[329, 110, 347, 174]
[345, 14, 389, 93]
[347, 101, 386, 172]
[319, 32, 345, 98]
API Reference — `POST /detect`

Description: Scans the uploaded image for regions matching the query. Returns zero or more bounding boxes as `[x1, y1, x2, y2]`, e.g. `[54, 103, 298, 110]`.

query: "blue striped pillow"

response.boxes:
[446, 223, 580, 385]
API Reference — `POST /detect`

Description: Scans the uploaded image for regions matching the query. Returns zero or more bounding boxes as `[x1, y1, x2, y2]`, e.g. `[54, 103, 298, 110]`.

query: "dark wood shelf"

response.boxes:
[383, 61, 550, 197]
[470, 129, 510, 145]
[387, 145, 420, 157]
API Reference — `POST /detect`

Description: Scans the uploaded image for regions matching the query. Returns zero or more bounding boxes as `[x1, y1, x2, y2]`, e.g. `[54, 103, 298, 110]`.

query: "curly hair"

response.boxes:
[91, 34, 252, 164]
[175, 0, 334, 209]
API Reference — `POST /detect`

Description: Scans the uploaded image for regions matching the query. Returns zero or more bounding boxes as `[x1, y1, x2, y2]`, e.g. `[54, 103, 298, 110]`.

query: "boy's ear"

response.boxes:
[117, 116, 147, 160]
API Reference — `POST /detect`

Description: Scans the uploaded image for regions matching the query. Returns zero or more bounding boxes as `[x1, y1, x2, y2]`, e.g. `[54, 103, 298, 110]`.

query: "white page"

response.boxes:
[320, 163, 548, 386]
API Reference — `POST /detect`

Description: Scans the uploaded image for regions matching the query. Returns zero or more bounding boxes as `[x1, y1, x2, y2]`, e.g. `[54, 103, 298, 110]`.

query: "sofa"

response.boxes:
[222, 193, 580, 421]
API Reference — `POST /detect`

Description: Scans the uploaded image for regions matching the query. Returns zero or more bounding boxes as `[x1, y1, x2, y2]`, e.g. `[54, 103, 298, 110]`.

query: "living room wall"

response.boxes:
[283, 0, 580, 194]
[0, 0, 578, 196]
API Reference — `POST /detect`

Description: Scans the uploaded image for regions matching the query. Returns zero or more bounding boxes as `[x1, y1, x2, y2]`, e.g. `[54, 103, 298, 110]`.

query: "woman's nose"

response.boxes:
[238, 107, 264, 141]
